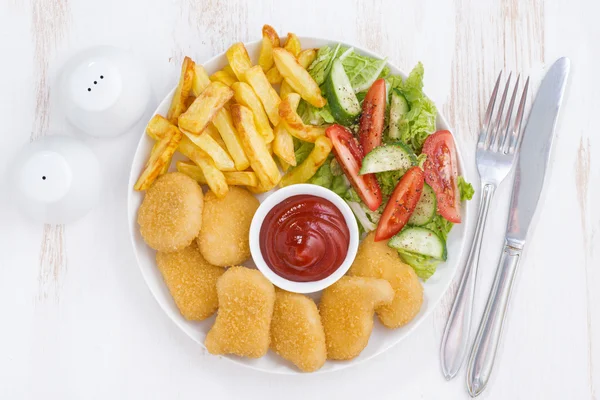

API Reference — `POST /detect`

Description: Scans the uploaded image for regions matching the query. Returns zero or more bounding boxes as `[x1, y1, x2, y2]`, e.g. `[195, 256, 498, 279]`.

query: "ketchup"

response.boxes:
[259, 195, 350, 282]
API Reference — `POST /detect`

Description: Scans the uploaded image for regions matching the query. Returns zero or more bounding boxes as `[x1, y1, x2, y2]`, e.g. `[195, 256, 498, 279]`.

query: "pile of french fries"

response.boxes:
[134, 25, 333, 197]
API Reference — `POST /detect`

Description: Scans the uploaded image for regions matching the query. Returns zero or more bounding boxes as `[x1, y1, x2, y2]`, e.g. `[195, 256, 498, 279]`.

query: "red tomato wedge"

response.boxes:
[422, 130, 461, 223]
[374, 167, 425, 241]
[358, 78, 386, 155]
[326, 124, 382, 211]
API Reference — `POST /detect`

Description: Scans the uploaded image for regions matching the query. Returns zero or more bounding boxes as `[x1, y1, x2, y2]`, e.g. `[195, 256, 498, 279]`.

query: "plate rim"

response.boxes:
[127, 36, 472, 375]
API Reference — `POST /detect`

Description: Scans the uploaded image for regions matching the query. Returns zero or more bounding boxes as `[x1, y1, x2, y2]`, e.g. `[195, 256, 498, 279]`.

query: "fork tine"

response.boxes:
[508, 77, 530, 154]
[487, 72, 512, 150]
[478, 71, 502, 147]
[499, 75, 520, 153]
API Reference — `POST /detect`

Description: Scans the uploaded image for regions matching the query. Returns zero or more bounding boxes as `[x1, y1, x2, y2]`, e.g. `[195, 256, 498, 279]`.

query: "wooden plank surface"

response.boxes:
[0, 0, 597, 398]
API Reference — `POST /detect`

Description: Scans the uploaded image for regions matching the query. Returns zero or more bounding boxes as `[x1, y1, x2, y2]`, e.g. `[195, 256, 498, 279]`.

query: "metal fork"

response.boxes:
[440, 72, 529, 380]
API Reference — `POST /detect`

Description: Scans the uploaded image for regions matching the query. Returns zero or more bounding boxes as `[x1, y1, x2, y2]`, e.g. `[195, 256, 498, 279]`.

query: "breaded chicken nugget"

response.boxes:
[205, 267, 275, 358]
[348, 232, 423, 328]
[156, 242, 224, 320]
[138, 172, 203, 252]
[197, 187, 259, 266]
[270, 290, 326, 372]
[320, 276, 394, 360]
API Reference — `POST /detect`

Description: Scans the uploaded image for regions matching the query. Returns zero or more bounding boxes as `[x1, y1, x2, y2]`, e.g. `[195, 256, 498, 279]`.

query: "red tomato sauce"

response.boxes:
[259, 195, 350, 282]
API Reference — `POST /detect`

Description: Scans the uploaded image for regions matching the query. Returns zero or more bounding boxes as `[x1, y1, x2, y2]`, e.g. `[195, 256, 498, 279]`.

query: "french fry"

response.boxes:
[192, 64, 211, 97]
[230, 104, 280, 189]
[259, 24, 280, 71]
[205, 123, 227, 149]
[167, 56, 195, 124]
[232, 82, 274, 143]
[278, 157, 291, 172]
[212, 109, 250, 171]
[297, 48, 318, 68]
[145, 115, 229, 197]
[280, 48, 317, 98]
[226, 42, 253, 81]
[266, 66, 283, 84]
[280, 136, 332, 187]
[210, 70, 237, 87]
[181, 129, 235, 171]
[279, 93, 326, 142]
[135, 129, 182, 190]
[243, 65, 281, 126]
[222, 65, 235, 77]
[178, 81, 234, 134]
[279, 81, 294, 99]
[177, 161, 258, 187]
[273, 123, 296, 166]
[273, 48, 326, 107]
[178, 136, 229, 198]
[283, 33, 301, 57]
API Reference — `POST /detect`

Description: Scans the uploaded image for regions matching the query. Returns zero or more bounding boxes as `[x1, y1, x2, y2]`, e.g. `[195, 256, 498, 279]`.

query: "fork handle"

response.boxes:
[440, 183, 495, 379]
[466, 242, 522, 397]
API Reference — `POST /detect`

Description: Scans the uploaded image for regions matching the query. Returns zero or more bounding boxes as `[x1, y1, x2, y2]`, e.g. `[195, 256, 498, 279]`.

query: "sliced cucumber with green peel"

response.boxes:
[323, 59, 361, 125]
[389, 89, 410, 140]
[408, 184, 436, 226]
[359, 142, 417, 175]
[388, 227, 447, 261]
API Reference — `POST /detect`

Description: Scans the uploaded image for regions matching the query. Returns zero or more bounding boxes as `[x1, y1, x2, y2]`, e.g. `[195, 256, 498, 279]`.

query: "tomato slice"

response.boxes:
[358, 78, 386, 155]
[326, 124, 382, 211]
[422, 130, 461, 223]
[374, 167, 424, 241]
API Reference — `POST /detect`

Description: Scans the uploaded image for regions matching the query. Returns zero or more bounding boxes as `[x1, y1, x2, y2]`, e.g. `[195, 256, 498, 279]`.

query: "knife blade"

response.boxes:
[506, 57, 570, 247]
[466, 57, 570, 397]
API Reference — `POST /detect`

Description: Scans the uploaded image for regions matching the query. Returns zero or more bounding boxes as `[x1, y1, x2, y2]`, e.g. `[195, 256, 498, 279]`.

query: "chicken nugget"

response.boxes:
[138, 172, 203, 252]
[320, 276, 394, 360]
[197, 187, 259, 266]
[205, 267, 275, 358]
[270, 290, 326, 372]
[156, 242, 224, 320]
[348, 232, 423, 328]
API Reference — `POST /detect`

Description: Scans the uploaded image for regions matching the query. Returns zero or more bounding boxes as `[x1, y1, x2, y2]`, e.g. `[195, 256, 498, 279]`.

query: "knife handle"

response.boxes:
[440, 183, 495, 379]
[466, 242, 522, 397]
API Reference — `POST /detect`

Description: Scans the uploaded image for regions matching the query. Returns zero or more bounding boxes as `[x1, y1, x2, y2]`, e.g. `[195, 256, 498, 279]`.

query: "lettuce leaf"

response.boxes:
[423, 214, 454, 241]
[340, 49, 388, 92]
[376, 169, 403, 196]
[385, 63, 437, 154]
[297, 100, 335, 125]
[398, 250, 440, 281]
[294, 139, 314, 165]
[458, 176, 475, 201]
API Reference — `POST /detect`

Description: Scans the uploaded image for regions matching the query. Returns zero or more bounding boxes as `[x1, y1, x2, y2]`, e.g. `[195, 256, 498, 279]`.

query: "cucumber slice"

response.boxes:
[389, 89, 410, 140]
[323, 59, 361, 125]
[408, 184, 437, 226]
[388, 227, 447, 261]
[359, 142, 417, 175]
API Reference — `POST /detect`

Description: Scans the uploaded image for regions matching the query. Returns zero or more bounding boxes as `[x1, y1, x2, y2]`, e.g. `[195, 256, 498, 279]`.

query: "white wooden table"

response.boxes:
[1, 0, 597, 398]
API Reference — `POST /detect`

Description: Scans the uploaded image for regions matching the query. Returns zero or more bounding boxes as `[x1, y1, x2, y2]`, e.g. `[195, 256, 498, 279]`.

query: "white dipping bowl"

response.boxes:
[249, 184, 359, 294]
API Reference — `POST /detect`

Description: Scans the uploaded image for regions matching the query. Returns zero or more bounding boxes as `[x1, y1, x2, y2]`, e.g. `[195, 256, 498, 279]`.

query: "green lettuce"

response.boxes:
[340, 49, 388, 92]
[293, 139, 313, 165]
[398, 251, 440, 281]
[385, 63, 437, 153]
[458, 176, 475, 201]
[297, 100, 335, 125]
[376, 170, 403, 196]
[308, 44, 347, 85]
[396, 214, 454, 280]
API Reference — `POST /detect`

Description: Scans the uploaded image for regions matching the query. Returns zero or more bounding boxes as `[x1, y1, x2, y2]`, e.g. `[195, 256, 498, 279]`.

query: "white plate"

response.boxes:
[127, 37, 472, 374]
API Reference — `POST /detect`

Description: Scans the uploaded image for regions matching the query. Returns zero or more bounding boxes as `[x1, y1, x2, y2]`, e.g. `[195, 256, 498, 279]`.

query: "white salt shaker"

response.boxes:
[11, 135, 101, 224]
[57, 45, 151, 138]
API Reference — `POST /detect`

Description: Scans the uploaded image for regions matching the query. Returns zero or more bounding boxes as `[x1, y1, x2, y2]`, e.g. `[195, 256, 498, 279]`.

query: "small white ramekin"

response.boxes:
[249, 184, 359, 294]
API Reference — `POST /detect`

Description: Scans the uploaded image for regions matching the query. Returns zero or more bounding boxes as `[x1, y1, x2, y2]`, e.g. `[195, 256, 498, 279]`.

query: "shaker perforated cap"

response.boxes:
[58, 46, 151, 138]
